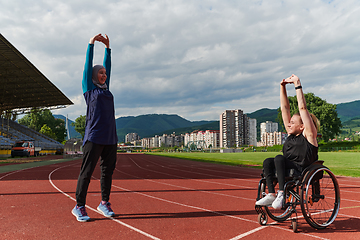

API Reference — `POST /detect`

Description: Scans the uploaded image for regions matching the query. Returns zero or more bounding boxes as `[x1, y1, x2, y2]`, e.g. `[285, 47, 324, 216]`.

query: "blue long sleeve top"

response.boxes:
[82, 44, 118, 145]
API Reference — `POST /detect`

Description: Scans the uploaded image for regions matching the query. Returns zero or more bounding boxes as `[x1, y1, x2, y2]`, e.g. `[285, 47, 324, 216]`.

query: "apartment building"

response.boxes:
[261, 131, 287, 146]
[141, 135, 159, 149]
[260, 121, 278, 135]
[125, 132, 140, 143]
[141, 134, 184, 148]
[220, 109, 255, 148]
[259, 121, 287, 146]
[184, 130, 220, 149]
[141, 137, 151, 149]
[204, 130, 220, 148]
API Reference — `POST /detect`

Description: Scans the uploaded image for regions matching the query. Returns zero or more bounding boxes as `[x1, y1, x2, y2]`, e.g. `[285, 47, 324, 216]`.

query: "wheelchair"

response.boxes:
[255, 160, 340, 232]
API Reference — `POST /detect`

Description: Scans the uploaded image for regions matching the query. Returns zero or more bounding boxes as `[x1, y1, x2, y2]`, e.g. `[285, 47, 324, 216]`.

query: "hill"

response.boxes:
[246, 108, 279, 122]
[117, 109, 280, 142]
[58, 109, 280, 143]
[336, 100, 360, 122]
[115, 114, 213, 142]
[341, 118, 360, 138]
[57, 99, 360, 143]
[246, 108, 279, 139]
[151, 108, 280, 141]
[156, 121, 220, 136]
[246, 108, 279, 126]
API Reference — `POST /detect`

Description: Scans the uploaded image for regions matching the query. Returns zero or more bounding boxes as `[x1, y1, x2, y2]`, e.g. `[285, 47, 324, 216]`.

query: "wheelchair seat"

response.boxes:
[278, 160, 324, 180]
[285, 168, 301, 178]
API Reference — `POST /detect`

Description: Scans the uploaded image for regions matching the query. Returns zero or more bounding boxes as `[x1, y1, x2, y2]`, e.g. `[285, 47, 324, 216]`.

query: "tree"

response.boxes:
[39, 124, 56, 139]
[18, 108, 41, 131]
[277, 93, 342, 142]
[71, 115, 86, 139]
[18, 108, 66, 143]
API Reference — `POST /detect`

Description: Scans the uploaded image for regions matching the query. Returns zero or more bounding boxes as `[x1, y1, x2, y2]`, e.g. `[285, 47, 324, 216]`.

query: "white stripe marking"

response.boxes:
[48, 164, 161, 240]
[229, 226, 266, 240]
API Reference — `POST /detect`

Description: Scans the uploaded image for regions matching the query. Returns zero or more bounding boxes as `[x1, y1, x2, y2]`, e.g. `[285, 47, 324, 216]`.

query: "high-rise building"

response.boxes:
[260, 121, 278, 135]
[248, 118, 257, 146]
[220, 109, 255, 148]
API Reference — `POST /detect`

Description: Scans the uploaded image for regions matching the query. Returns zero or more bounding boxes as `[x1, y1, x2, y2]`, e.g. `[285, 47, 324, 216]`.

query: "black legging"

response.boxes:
[263, 155, 300, 193]
[75, 141, 117, 207]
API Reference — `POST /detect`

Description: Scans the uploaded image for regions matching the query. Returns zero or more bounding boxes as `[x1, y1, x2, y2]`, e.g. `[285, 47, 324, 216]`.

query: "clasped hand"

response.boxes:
[89, 33, 110, 48]
[281, 74, 300, 86]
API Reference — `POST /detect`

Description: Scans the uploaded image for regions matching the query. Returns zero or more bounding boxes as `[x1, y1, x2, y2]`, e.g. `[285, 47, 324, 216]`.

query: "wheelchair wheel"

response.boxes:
[258, 212, 268, 225]
[260, 181, 295, 222]
[300, 167, 340, 229]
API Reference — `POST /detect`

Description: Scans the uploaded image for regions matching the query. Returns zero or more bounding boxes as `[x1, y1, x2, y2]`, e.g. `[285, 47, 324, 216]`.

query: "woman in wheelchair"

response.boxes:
[255, 74, 320, 209]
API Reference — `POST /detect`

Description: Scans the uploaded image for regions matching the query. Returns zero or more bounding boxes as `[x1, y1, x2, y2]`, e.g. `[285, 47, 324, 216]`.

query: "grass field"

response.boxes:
[146, 152, 360, 178]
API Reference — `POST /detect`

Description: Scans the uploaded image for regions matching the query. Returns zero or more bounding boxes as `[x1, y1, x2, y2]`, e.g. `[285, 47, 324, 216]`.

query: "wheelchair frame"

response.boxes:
[255, 160, 340, 232]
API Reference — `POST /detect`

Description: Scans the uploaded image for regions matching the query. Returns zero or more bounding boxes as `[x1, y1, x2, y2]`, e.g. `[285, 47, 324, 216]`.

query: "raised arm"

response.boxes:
[284, 74, 318, 146]
[94, 34, 111, 86]
[280, 79, 291, 133]
[82, 39, 96, 94]
[102, 34, 111, 87]
[82, 34, 111, 93]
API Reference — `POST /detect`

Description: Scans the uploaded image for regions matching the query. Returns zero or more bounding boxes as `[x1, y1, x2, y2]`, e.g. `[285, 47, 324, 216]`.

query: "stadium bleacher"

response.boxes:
[0, 117, 64, 154]
[0, 33, 73, 157]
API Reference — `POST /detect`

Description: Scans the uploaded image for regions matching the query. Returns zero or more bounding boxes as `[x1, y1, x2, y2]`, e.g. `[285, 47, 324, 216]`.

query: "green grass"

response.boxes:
[146, 152, 360, 178]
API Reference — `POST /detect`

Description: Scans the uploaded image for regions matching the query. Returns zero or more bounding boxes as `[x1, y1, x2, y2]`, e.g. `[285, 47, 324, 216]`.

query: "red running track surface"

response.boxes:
[1, 153, 360, 239]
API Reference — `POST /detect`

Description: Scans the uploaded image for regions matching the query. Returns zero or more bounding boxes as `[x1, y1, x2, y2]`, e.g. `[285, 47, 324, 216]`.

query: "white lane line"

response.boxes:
[108, 175, 256, 223]
[116, 168, 252, 201]
[125, 157, 255, 201]
[0, 169, 25, 180]
[338, 212, 360, 220]
[131, 157, 256, 190]
[0, 166, 40, 180]
[140, 156, 360, 205]
[120, 156, 330, 239]
[229, 226, 267, 240]
[141, 155, 260, 179]
[0, 156, 344, 240]
[48, 163, 161, 240]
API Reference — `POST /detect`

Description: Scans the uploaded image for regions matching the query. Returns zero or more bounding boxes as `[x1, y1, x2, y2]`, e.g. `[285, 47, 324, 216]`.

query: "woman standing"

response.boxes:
[255, 74, 320, 209]
[72, 34, 118, 222]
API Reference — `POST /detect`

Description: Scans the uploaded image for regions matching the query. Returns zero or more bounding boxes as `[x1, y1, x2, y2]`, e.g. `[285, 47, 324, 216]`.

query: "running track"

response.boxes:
[1, 153, 359, 239]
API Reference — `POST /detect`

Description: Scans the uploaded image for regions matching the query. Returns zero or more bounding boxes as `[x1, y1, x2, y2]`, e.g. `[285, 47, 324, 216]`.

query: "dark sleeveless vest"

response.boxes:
[282, 134, 318, 168]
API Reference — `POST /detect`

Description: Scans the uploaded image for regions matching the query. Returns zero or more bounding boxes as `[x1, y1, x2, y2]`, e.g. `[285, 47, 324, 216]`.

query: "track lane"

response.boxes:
[1, 153, 359, 239]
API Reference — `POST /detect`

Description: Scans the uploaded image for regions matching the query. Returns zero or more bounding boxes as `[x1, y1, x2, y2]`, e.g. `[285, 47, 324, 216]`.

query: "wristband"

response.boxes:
[295, 85, 302, 90]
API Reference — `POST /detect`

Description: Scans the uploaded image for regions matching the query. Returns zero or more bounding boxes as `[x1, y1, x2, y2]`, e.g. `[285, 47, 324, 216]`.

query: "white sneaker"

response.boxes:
[272, 191, 284, 209]
[255, 193, 276, 206]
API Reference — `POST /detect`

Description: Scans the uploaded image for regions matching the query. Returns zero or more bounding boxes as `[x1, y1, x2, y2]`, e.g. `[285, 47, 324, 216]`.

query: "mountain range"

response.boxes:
[55, 99, 360, 142]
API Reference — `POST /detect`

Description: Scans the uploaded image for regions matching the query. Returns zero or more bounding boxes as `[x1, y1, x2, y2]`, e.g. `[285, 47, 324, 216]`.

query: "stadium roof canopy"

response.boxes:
[0, 33, 73, 115]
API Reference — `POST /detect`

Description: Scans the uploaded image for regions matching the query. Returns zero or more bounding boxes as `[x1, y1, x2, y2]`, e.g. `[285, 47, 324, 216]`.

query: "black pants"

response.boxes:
[263, 155, 300, 193]
[75, 141, 117, 207]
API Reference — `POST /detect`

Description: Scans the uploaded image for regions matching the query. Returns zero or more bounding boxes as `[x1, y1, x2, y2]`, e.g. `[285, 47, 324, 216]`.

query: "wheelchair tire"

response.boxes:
[258, 212, 268, 225]
[260, 182, 294, 222]
[300, 167, 340, 229]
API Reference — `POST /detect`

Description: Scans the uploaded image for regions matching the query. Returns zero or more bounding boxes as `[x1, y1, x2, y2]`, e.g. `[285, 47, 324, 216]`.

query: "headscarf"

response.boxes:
[92, 65, 108, 90]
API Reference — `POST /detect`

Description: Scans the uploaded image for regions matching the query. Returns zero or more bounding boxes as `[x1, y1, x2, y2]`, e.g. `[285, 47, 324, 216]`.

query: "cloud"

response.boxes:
[1, 0, 360, 122]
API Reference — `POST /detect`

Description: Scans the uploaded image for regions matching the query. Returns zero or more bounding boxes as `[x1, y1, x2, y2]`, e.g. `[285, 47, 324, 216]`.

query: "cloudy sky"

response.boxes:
[2, 0, 360, 121]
